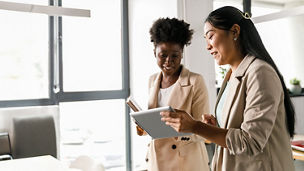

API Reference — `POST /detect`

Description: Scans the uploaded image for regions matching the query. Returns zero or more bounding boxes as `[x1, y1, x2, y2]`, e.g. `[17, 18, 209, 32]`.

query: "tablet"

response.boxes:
[130, 106, 191, 139]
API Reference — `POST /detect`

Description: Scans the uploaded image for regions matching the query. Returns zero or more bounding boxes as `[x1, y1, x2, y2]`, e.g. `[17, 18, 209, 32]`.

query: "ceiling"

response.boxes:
[257, 0, 303, 3]
[253, 0, 304, 6]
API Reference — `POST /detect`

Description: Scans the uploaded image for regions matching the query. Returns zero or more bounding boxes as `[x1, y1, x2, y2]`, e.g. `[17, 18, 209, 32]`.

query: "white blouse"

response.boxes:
[157, 83, 176, 107]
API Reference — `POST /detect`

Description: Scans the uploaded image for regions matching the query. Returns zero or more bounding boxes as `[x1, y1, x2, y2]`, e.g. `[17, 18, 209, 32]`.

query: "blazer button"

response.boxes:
[172, 144, 176, 149]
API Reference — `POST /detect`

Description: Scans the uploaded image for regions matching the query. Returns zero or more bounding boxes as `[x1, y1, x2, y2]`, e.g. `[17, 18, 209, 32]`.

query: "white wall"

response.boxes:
[255, 3, 304, 88]
[179, 0, 216, 111]
[292, 97, 304, 134]
[285, 2, 304, 86]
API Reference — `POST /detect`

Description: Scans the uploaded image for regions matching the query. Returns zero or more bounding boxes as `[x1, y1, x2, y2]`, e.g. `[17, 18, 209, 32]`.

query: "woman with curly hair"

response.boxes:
[136, 17, 210, 171]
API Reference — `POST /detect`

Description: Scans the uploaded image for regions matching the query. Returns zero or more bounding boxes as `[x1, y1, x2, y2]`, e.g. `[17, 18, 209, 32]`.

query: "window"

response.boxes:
[0, 6, 48, 100]
[0, 0, 130, 170]
[59, 0, 129, 170]
[60, 100, 126, 170]
[62, 0, 122, 92]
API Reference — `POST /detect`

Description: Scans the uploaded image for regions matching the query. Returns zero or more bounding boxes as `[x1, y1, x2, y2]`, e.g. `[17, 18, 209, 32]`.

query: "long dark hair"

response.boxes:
[205, 6, 295, 137]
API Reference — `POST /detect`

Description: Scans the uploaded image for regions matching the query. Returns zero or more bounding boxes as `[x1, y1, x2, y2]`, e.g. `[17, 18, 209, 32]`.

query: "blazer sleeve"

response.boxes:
[192, 74, 210, 120]
[225, 64, 283, 156]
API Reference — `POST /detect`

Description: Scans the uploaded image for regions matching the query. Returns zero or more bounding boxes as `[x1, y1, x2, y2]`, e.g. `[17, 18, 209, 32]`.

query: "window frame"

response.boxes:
[0, 0, 132, 170]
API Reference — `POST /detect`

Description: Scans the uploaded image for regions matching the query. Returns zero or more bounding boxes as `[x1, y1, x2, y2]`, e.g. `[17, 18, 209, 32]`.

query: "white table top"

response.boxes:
[0, 155, 79, 171]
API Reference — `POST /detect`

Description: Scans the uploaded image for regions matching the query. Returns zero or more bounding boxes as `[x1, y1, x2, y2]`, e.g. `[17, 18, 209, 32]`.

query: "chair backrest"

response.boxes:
[0, 132, 11, 154]
[11, 114, 57, 159]
[0, 132, 12, 160]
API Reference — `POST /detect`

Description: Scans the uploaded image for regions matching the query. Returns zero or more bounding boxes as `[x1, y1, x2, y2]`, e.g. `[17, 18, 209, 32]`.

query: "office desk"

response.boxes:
[293, 150, 304, 161]
[0, 155, 79, 171]
[292, 134, 304, 161]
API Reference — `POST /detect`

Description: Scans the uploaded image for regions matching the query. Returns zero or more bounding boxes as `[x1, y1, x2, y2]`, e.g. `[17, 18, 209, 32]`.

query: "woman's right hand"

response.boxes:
[202, 114, 217, 126]
[136, 125, 146, 136]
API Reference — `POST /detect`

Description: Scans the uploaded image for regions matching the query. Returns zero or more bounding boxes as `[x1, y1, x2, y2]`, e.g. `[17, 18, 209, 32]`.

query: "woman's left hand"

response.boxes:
[160, 109, 197, 133]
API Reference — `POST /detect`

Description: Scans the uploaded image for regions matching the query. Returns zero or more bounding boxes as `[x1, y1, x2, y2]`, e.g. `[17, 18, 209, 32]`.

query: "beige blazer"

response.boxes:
[146, 66, 210, 171]
[212, 55, 294, 171]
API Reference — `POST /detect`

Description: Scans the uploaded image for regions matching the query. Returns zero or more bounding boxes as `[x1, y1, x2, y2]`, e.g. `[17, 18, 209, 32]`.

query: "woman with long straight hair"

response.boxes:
[161, 6, 295, 171]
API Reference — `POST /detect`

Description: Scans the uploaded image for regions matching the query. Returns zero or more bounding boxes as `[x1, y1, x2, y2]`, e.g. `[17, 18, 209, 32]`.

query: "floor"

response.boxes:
[294, 160, 304, 171]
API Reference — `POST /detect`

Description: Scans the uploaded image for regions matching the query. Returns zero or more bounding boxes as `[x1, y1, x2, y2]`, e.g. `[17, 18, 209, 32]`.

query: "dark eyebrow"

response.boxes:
[159, 50, 180, 53]
[204, 29, 215, 38]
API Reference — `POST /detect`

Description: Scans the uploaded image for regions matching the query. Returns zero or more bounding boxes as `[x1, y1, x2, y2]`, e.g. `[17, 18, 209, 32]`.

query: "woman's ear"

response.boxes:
[231, 24, 241, 38]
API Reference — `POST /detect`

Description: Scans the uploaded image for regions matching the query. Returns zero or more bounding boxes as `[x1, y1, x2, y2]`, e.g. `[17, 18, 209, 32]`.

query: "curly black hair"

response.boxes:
[149, 17, 194, 48]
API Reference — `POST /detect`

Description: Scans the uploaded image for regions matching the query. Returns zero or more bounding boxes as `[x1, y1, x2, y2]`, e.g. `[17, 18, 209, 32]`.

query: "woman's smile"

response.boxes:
[163, 65, 174, 71]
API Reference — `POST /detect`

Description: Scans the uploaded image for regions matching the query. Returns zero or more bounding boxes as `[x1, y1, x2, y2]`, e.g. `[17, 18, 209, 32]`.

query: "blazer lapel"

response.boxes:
[167, 66, 192, 110]
[148, 66, 193, 110]
[221, 55, 256, 128]
[221, 73, 241, 128]
[148, 72, 162, 109]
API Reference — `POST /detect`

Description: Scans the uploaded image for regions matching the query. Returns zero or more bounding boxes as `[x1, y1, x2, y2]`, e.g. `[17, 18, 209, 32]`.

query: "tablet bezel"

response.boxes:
[130, 106, 191, 139]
